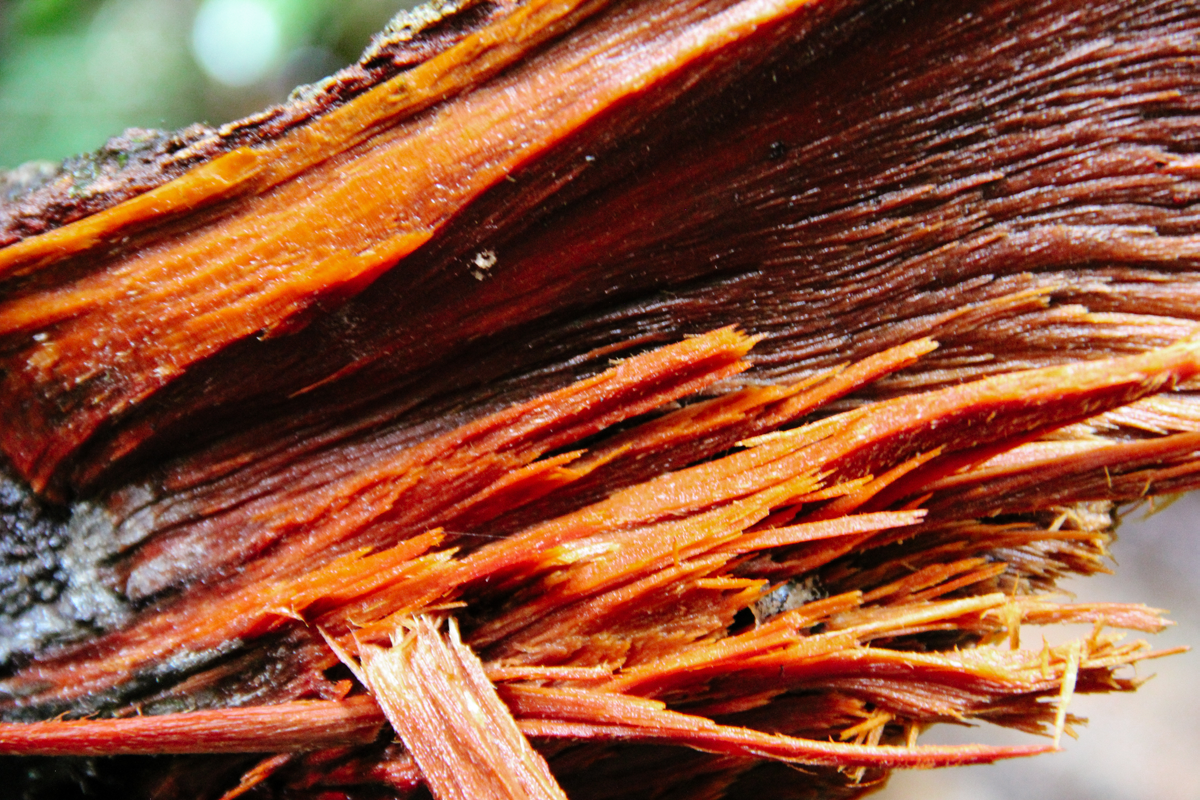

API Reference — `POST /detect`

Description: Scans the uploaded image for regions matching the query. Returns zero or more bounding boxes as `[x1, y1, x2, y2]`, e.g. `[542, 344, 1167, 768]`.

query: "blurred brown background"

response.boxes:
[1, 2, 1197, 798]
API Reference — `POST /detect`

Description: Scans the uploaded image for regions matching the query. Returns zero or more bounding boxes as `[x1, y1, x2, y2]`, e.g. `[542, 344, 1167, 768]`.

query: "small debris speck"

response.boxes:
[752, 575, 825, 624]
[474, 250, 497, 269]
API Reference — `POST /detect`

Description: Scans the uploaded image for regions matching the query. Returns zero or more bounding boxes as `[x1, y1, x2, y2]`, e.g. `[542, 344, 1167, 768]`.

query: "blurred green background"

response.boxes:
[0, 0, 409, 170]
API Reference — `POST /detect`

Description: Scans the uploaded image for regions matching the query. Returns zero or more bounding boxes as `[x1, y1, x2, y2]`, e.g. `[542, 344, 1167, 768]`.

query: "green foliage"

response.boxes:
[10, 0, 103, 35]
[0, 0, 407, 170]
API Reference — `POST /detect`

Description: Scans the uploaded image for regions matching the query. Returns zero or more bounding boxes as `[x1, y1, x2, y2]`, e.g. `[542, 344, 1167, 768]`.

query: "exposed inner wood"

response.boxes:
[360, 616, 569, 800]
[0, 0, 1197, 798]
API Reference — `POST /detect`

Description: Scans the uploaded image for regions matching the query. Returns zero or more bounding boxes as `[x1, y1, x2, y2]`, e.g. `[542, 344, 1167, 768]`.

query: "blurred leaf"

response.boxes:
[1, 0, 409, 169]
[12, 0, 102, 35]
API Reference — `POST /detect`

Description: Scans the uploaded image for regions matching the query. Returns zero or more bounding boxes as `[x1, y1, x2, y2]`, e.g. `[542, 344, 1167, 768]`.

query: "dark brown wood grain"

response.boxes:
[0, 0, 1198, 798]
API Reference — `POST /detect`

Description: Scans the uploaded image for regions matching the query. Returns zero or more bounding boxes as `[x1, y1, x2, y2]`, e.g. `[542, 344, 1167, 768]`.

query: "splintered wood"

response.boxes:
[0, 330, 1194, 798]
[360, 617, 567, 800]
[0, 0, 1199, 798]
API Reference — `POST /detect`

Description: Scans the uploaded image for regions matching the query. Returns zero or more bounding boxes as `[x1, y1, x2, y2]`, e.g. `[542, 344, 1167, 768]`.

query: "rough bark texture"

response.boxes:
[0, 0, 1198, 798]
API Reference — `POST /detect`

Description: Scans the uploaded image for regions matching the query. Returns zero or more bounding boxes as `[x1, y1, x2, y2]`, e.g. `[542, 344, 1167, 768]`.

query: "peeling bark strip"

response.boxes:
[1, 0, 1200, 798]
[360, 616, 569, 800]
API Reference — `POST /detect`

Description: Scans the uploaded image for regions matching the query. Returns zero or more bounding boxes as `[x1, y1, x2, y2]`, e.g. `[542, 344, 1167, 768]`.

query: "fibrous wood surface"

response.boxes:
[0, 0, 1198, 798]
